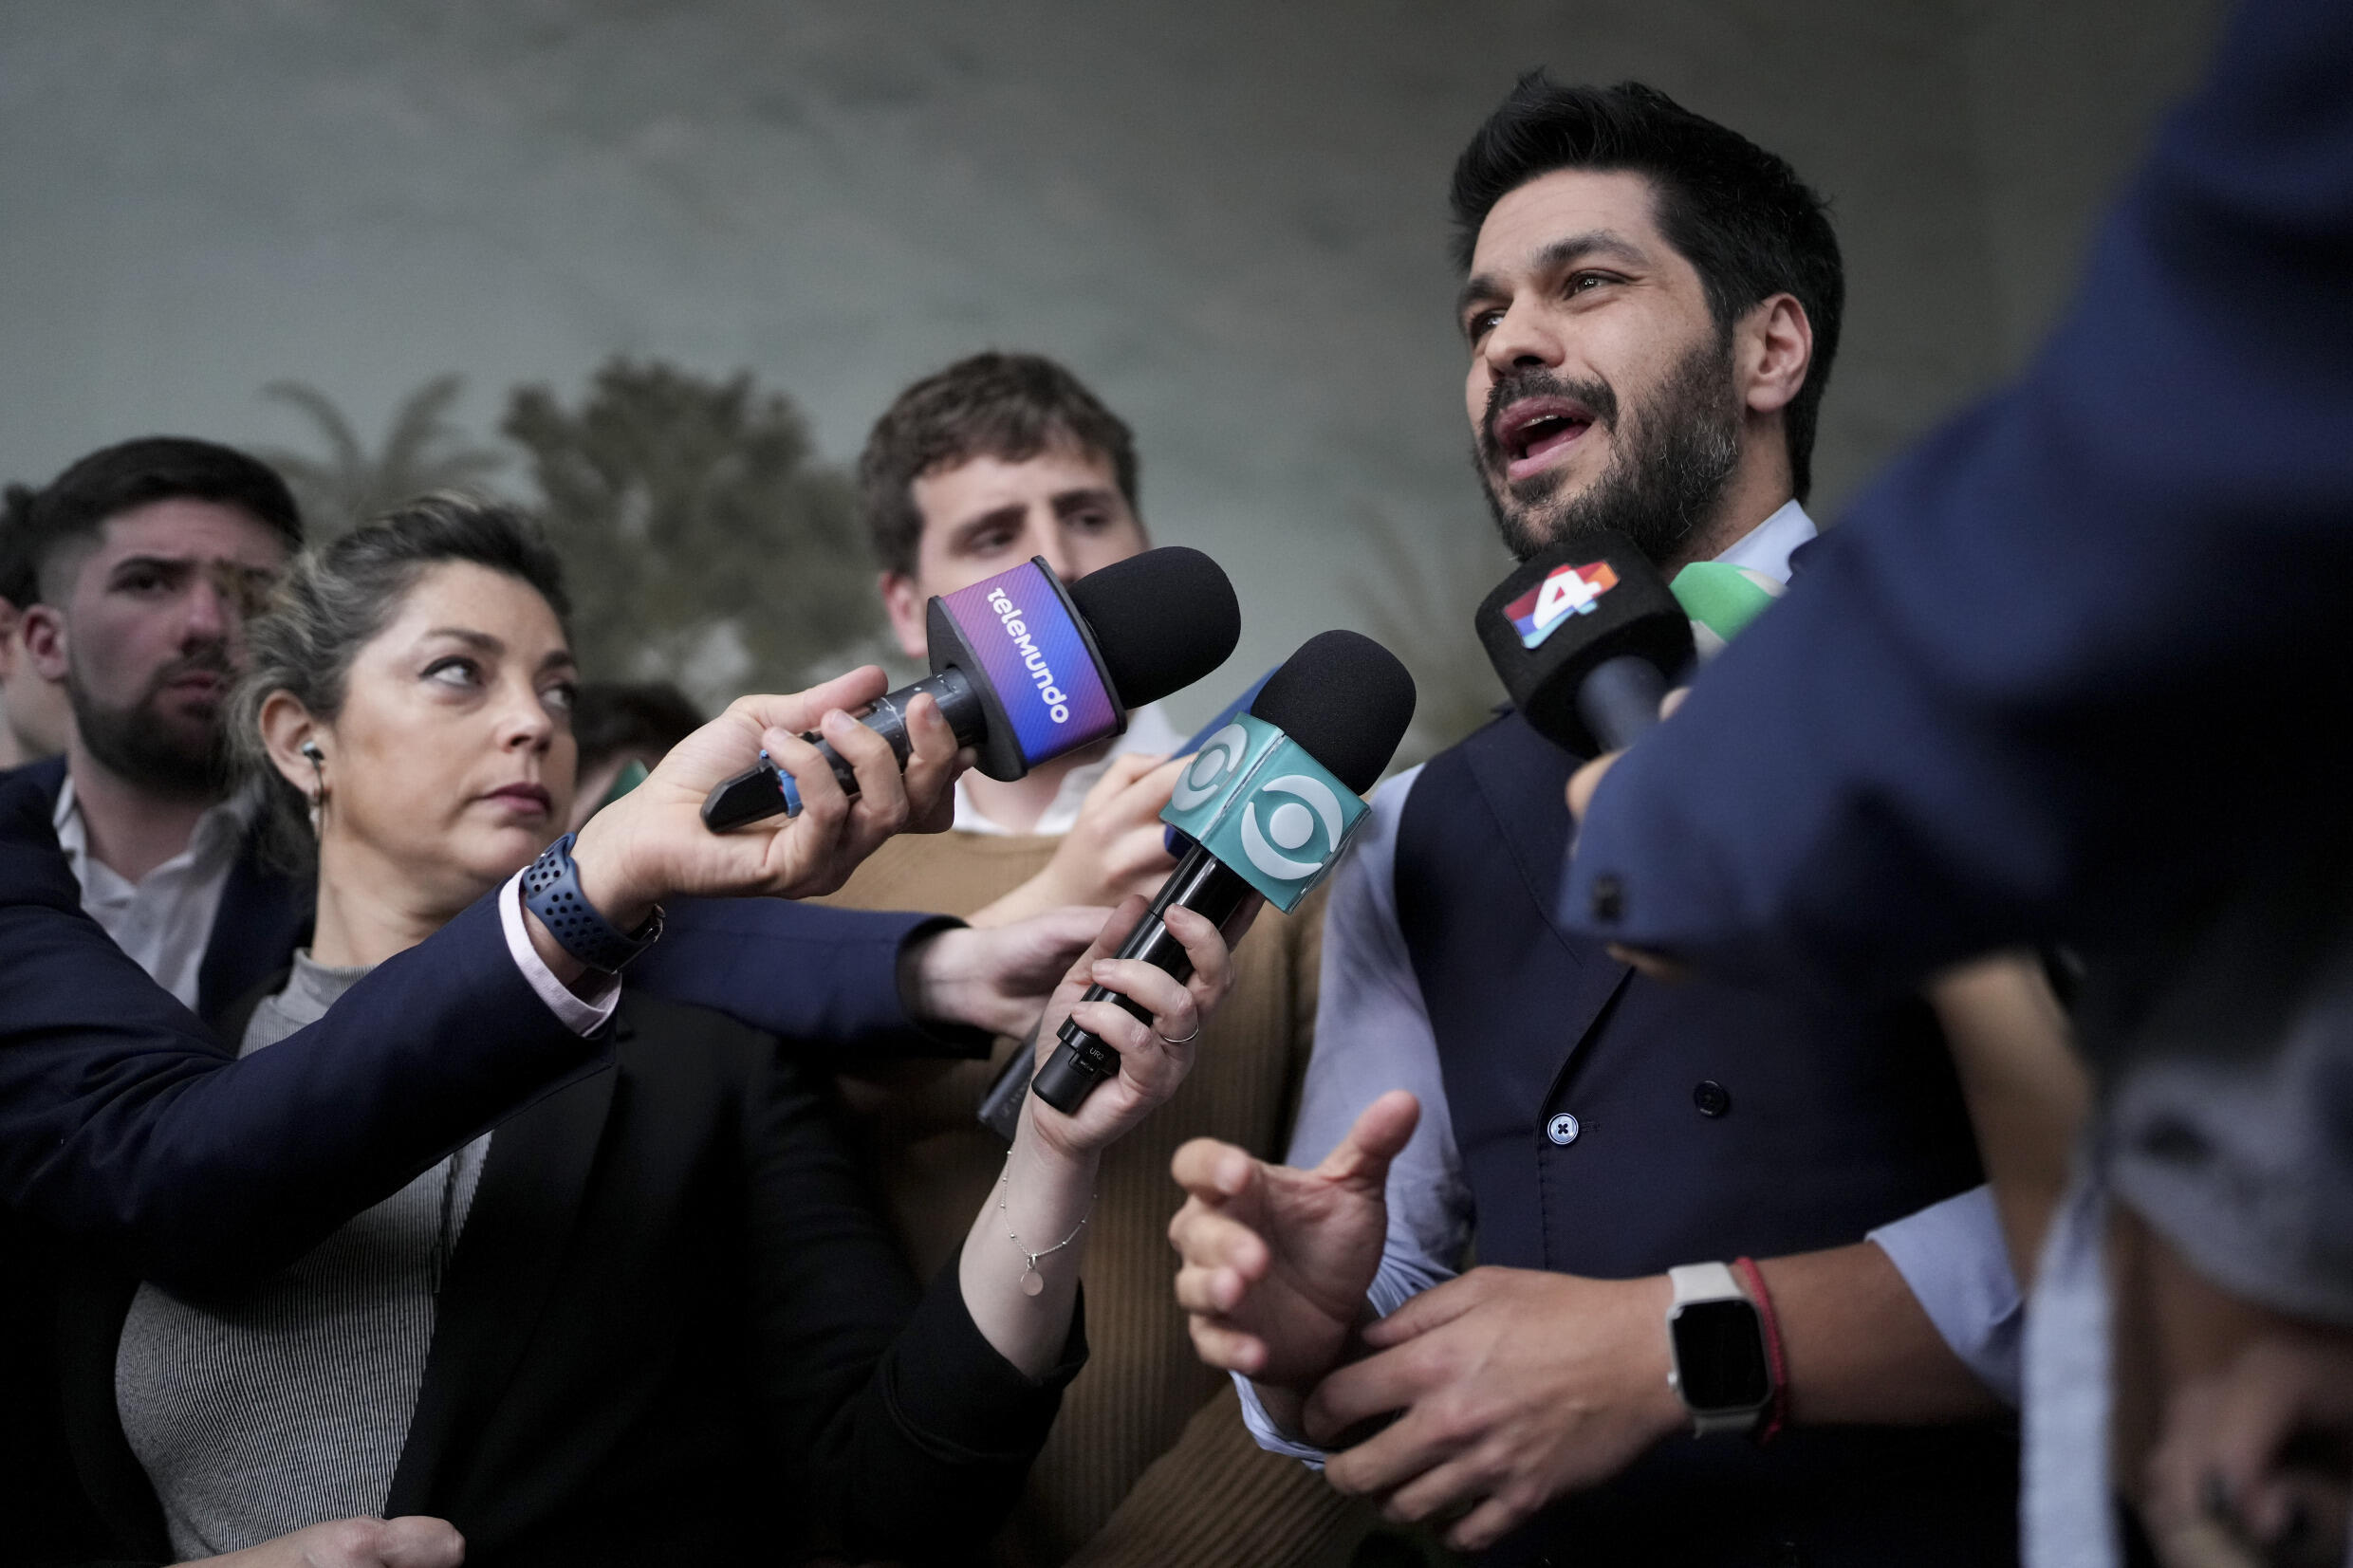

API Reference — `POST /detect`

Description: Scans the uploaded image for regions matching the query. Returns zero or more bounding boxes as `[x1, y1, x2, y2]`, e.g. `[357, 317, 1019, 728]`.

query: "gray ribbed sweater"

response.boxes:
[115, 952, 492, 1559]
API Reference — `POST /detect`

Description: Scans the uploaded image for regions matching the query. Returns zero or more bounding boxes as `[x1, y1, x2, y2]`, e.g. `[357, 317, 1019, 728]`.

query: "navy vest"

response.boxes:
[1394, 713, 2017, 1567]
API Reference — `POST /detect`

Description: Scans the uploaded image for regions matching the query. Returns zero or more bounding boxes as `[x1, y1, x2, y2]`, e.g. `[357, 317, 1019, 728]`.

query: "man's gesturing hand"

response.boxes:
[574, 667, 964, 926]
[1169, 1092, 1419, 1405]
[1307, 1266, 1682, 1554]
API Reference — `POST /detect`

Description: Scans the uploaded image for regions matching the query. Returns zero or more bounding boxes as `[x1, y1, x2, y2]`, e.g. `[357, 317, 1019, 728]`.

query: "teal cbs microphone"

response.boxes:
[1028, 630, 1417, 1116]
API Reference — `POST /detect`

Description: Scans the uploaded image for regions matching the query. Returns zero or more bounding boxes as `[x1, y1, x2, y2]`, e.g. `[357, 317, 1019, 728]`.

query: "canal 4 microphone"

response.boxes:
[1473, 533, 1784, 757]
[1028, 629, 1417, 1116]
[701, 546, 1242, 832]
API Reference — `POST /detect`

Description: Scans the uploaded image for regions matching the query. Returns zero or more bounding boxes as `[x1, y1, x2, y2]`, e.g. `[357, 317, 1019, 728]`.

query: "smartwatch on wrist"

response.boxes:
[1664, 1262, 1775, 1437]
[522, 832, 664, 973]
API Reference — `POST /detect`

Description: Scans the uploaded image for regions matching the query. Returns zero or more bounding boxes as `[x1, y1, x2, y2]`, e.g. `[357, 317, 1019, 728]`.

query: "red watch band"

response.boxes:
[1732, 1255, 1788, 1444]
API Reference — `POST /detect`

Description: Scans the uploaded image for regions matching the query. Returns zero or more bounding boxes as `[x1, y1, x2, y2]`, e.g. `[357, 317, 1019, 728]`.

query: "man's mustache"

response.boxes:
[141, 646, 236, 702]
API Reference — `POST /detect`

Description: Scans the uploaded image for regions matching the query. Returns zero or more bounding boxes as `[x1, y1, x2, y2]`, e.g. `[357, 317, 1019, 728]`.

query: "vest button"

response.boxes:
[1693, 1080, 1732, 1117]
[1545, 1112, 1582, 1146]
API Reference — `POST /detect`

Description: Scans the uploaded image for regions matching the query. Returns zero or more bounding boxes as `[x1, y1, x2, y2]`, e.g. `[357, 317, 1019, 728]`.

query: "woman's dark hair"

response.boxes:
[23, 436, 304, 601]
[1450, 76, 1844, 502]
[229, 491, 571, 874]
[857, 352, 1140, 578]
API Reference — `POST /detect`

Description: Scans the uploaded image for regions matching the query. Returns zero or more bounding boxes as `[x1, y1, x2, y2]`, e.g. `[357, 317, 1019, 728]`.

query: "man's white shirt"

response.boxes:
[54, 775, 254, 1013]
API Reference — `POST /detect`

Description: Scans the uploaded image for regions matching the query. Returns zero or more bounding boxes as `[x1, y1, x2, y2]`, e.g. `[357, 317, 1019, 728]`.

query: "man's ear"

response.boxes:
[879, 571, 931, 664]
[19, 604, 68, 682]
[1739, 294, 1813, 418]
[257, 690, 324, 795]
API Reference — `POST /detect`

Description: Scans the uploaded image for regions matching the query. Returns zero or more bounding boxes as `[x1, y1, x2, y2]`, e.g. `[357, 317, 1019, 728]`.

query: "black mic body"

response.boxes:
[1030, 629, 1417, 1116]
[703, 545, 1241, 832]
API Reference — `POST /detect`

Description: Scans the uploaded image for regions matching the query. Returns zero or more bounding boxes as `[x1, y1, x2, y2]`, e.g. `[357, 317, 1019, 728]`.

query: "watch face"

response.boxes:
[1671, 1299, 1770, 1411]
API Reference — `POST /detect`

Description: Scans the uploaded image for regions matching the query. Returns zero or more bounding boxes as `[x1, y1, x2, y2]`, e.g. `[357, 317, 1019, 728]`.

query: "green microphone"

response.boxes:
[1669, 561, 1785, 661]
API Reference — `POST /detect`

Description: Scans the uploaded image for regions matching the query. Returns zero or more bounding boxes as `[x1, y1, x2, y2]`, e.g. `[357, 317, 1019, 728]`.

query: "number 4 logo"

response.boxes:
[1506, 561, 1620, 649]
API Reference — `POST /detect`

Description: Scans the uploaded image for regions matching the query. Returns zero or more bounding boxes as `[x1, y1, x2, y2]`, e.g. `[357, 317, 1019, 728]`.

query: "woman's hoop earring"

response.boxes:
[300, 741, 326, 835]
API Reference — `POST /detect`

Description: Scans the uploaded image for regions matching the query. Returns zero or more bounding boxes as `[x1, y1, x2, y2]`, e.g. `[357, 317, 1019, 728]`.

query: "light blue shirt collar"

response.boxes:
[1710, 498, 1817, 587]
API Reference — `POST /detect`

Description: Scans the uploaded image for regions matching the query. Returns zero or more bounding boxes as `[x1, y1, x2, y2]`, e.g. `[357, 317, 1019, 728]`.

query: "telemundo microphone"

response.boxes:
[1472, 531, 1782, 756]
[701, 546, 1242, 832]
[1028, 630, 1417, 1116]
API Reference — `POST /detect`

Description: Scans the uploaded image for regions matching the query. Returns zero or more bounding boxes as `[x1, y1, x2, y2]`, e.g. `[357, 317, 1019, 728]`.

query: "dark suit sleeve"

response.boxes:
[1564, 0, 2353, 997]
[635, 897, 992, 1059]
[0, 772, 608, 1296]
[741, 1051, 1080, 1562]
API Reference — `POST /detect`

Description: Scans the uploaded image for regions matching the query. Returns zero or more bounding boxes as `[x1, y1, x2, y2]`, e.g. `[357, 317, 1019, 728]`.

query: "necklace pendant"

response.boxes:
[1020, 1266, 1046, 1297]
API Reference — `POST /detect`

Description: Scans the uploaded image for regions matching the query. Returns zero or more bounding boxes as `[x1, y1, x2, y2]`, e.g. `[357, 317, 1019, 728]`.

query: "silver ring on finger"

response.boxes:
[1157, 1021, 1202, 1045]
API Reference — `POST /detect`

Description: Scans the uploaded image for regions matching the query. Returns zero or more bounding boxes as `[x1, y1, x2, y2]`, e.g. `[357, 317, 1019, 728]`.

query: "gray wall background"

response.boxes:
[0, 0, 2222, 723]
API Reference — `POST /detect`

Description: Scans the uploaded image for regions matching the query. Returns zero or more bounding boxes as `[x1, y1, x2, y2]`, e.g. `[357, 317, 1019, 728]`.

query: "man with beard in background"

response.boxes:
[11, 437, 308, 1020]
[1169, 79, 2028, 1565]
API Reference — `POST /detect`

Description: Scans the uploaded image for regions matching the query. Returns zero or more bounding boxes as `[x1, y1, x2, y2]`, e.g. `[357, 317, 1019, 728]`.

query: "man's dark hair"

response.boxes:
[573, 681, 704, 775]
[0, 484, 38, 607]
[24, 435, 304, 600]
[1450, 76, 1843, 502]
[857, 352, 1139, 578]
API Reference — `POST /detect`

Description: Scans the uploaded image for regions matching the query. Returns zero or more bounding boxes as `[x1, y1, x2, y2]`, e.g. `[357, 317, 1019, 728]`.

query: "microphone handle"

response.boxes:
[1575, 654, 1671, 753]
[1031, 841, 1258, 1115]
[701, 666, 984, 832]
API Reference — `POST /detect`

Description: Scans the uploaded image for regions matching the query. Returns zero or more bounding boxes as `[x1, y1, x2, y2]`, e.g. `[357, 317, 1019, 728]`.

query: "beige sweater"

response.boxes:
[819, 832, 1365, 1568]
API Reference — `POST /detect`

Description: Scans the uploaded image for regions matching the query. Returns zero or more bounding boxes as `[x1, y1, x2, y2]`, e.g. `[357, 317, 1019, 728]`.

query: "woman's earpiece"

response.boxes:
[301, 740, 327, 834]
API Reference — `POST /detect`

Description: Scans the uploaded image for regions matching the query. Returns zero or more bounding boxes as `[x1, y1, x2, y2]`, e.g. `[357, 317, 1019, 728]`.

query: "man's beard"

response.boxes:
[1474, 329, 1744, 565]
[70, 647, 234, 802]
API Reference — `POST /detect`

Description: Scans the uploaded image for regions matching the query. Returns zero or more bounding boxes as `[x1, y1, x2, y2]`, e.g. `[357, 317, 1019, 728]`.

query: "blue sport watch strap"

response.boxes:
[521, 831, 664, 973]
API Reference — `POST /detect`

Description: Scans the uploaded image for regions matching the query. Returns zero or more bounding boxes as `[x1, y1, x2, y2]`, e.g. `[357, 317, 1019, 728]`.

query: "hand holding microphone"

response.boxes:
[1030, 630, 1418, 1115]
[702, 545, 1241, 831]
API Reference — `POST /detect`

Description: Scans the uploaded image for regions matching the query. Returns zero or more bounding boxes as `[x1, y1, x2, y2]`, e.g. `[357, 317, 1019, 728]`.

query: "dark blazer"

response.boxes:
[38, 989, 1079, 1568]
[1395, 712, 2015, 1567]
[0, 764, 603, 1296]
[0, 759, 968, 1294]
[1561, 0, 2353, 1003]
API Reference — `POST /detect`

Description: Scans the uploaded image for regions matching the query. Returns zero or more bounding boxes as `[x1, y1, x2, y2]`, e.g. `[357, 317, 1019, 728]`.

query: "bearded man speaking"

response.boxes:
[1169, 78, 2026, 1566]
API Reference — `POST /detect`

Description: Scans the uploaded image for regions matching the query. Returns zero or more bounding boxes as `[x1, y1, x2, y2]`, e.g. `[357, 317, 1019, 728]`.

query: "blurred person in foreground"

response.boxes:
[1542, 1, 2353, 1562]
[565, 680, 702, 834]
[0, 484, 70, 767]
[28, 494, 1248, 1566]
[1169, 79, 2028, 1566]
[816, 351, 1361, 1568]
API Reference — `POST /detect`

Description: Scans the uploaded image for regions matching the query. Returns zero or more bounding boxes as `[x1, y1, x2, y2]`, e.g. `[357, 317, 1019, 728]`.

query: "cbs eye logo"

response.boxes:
[1171, 724, 1250, 811]
[1239, 773, 1347, 881]
[1172, 724, 1348, 883]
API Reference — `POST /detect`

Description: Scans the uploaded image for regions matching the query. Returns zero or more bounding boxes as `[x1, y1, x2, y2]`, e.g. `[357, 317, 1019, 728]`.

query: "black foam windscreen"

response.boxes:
[1068, 545, 1242, 707]
[1473, 530, 1692, 755]
[1249, 630, 1417, 795]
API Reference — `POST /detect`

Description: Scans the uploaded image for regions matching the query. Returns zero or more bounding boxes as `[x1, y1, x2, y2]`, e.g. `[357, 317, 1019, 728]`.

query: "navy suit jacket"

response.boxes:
[0, 760, 966, 1297]
[1563, 0, 2353, 1005]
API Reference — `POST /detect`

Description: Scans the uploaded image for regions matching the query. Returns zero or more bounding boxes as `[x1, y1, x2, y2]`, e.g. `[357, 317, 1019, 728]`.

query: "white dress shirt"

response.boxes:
[1237, 502, 2023, 1462]
[53, 775, 254, 1012]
